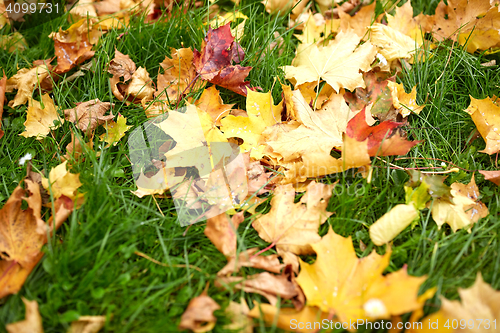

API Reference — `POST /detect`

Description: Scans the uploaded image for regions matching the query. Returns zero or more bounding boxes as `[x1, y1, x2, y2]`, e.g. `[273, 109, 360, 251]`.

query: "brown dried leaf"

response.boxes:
[64, 99, 114, 133]
[178, 289, 220, 333]
[6, 298, 43, 333]
[217, 248, 284, 276]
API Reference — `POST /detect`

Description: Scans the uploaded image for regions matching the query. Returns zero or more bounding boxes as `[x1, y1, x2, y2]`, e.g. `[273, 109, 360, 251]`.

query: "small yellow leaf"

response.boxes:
[464, 96, 500, 155]
[100, 114, 131, 147]
[369, 203, 419, 246]
[41, 161, 83, 201]
[20, 94, 63, 139]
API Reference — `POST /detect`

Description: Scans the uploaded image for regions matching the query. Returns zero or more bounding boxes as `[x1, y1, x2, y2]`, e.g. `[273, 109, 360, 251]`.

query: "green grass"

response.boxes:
[1, 0, 500, 332]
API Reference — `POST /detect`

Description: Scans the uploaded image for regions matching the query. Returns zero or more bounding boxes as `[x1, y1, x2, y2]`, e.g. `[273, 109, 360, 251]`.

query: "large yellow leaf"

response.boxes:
[284, 30, 377, 93]
[297, 227, 430, 324]
[369, 23, 421, 62]
[6, 64, 51, 108]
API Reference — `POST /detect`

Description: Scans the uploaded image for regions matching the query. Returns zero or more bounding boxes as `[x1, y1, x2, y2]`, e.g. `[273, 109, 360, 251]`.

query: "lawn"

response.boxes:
[1, 0, 500, 332]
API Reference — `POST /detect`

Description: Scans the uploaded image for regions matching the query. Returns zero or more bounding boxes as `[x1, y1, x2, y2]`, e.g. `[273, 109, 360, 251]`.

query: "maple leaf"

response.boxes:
[49, 19, 102, 74]
[41, 161, 83, 201]
[294, 12, 338, 44]
[224, 299, 253, 333]
[252, 181, 335, 255]
[99, 114, 132, 147]
[369, 23, 421, 62]
[297, 227, 431, 324]
[0, 72, 6, 139]
[346, 108, 421, 156]
[284, 30, 377, 93]
[220, 89, 281, 159]
[439, 273, 500, 332]
[20, 94, 63, 139]
[156, 48, 205, 103]
[194, 86, 234, 125]
[386, 1, 434, 44]
[64, 99, 114, 133]
[193, 23, 252, 96]
[0, 32, 27, 53]
[217, 248, 284, 276]
[204, 212, 244, 257]
[6, 64, 51, 108]
[432, 0, 500, 53]
[179, 288, 220, 333]
[479, 170, 500, 186]
[464, 96, 500, 155]
[108, 49, 136, 82]
[6, 298, 43, 333]
[209, 12, 248, 41]
[338, 2, 377, 38]
[387, 81, 424, 117]
[431, 177, 489, 232]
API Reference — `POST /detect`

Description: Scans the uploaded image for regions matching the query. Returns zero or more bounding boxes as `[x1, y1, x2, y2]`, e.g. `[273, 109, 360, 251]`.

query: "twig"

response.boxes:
[393, 157, 472, 172]
[376, 157, 460, 174]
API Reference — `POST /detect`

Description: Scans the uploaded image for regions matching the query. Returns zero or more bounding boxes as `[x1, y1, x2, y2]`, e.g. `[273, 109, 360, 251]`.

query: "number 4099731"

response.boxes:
[5, 2, 60, 14]
[444, 319, 496, 330]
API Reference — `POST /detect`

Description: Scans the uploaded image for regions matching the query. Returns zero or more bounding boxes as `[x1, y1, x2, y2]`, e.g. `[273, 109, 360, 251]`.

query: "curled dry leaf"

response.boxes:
[284, 30, 377, 93]
[6, 298, 43, 333]
[252, 181, 334, 255]
[216, 272, 300, 306]
[464, 96, 500, 155]
[6, 64, 51, 108]
[217, 248, 284, 276]
[369, 203, 419, 246]
[387, 81, 424, 117]
[179, 289, 220, 333]
[68, 316, 106, 333]
[108, 49, 136, 81]
[64, 99, 114, 133]
[479, 170, 500, 186]
[20, 94, 63, 139]
[204, 212, 244, 257]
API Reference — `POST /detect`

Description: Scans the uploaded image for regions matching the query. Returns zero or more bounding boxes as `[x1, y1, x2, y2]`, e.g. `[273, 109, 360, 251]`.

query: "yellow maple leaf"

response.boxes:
[297, 227, 431, 324]
[284, 30, 377, 93]
[464, 96, 500, 155]
[252, 181, 335, 255]
[194, 86, 234, 126]
[6, 64, 51, 108]
[369, 23, 421, 63]
[387, 81, 424, 117]
[220, 89, 281, 159]
[41, 161, 83, 201]
[386, 2, 434, 45]
[20, 94, 63, 139]
[338, 2, 377, 38]
[100, 114, 132, 147]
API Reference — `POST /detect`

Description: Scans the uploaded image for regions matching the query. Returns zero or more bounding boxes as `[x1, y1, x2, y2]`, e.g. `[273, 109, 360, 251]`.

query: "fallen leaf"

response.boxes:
[108, 49, 136, 81]
[464, 96, 500, 155]
[0, 31, 27, 52]
[338, 2, 377, 38]
[41, 161, 83, 201]
[204, 212, 244, 257]
[0, 259, 39, 300]
[217, 272, 299, 306]
[369, 23, 421, 63]
[99, 114, 131, 147]
[479, 170, 500, 186]
[369, 203, 419, 246]
[432, 0, 500, 53]
[252, 181, 334, 255]
[64, 99, 114, 133]
[6, 298, 43, 333]
[68, 316, 106, 333]
[194, 86, 234, 125]
[20, 94, 63, 139]
[0, 72, 6, 139]
[439, 273, 500, 333]
[386, 1, 434, 44]
[178, 289, 220, 333]
[194, 23, 252, 96]
[284, 30, 377, 93]
[217, 248, 284, 276]
[6, 64, 51, 108]
[346, 107, 421, 156]
[344, 71, 394, 117]
[209, 11, 248, 41]
[387, 81, 424, 117]
[124, 67, 154, 103]
[297, 227, 431, 324]
[220, 89, 281, 159]
[156, 48, 204, 103]
[431, 177, 489, 232]
[224, 299, 253, 333]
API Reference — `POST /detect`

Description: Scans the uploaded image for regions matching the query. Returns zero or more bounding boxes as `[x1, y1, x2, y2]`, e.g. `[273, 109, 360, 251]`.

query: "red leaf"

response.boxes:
[194, 23, 252, 96]
[346, 108, 421, 156]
